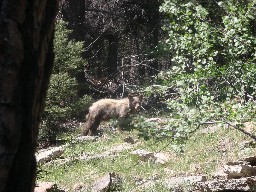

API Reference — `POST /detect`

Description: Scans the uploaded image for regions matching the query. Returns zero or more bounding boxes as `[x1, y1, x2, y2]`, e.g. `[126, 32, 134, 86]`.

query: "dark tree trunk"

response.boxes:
[106, 34, 118, 77]
[0, 1, 58, 192]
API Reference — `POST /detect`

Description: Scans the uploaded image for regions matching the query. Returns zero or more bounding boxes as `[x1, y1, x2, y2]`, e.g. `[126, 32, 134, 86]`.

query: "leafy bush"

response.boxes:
[40, 19, 92, 145]
[137, 1, 256, 149]
[160, 0, 256, 102]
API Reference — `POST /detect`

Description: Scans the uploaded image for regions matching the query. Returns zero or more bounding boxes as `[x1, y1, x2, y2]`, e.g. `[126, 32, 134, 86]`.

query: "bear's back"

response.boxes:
[89, 98, 128, 111]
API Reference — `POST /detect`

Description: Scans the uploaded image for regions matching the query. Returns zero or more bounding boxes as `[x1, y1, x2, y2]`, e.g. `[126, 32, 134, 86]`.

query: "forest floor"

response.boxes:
[37, 120, 256, 191]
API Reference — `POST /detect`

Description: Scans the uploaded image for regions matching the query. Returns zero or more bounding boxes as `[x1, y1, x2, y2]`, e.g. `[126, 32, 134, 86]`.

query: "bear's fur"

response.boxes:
[82, 95, 143, 135]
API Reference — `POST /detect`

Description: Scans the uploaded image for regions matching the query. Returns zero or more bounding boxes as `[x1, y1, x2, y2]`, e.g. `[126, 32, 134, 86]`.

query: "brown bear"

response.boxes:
[81, 94, 143, 135]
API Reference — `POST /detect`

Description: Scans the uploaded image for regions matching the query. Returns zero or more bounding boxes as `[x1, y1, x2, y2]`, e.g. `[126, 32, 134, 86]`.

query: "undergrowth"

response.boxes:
[37, 116, 256, 191]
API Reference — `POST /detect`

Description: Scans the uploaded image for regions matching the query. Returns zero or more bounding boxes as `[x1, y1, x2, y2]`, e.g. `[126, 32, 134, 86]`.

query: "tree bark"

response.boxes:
[0, 1, 58, 192]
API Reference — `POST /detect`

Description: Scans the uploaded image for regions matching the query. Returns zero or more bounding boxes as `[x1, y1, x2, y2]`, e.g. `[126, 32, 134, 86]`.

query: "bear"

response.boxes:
[81, 94, 143, 135]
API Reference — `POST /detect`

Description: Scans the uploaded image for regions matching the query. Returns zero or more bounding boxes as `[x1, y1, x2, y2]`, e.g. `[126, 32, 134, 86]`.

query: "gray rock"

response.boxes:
[34, 182, 57, 192]
[196, 176, 256, 192]
[154, 152, 171, 164]
[224, 164, 256, 179]
[223, 156, 256, 179]
[165, 175, 207, 188]
[91, 173, 111, 192]
[239, 140, 256, 149]
[91, 173, 122, 192]
[36, 146, 65, 164]
[240, 155, 256, 165]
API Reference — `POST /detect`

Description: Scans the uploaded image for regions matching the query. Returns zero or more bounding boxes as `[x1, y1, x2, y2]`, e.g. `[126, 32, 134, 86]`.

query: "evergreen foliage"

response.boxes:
[40, 19, 92, 144]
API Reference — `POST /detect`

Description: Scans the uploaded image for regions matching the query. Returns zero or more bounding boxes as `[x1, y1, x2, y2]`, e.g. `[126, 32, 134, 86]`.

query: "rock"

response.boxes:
[212, 169, 228, 180]
[223, 156, 256, 179]
[240, 155, 256, 166]
[133, 175, 160, 191]
[36, 146, 65, 164]
[213, 156, 256, 179]
[223, 163, 256, 179]
[34, 182, 57, 192]
[91, 174, 111, 192]
[154, 152, 171, 164]
[131, 149, 155, 161]
[196, 176, 256, 192]
[165, 176, 207, 188]
[239, 140, 256, 149]
[91, 173, 122, 192]
[226, 160, 250, 166]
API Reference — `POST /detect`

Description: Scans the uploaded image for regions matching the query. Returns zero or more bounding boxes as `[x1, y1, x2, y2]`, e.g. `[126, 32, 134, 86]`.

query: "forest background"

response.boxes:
[40, 0, 256, 148]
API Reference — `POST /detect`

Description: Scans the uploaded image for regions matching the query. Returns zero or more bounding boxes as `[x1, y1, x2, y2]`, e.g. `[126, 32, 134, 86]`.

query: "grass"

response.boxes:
[37, 119, 256, 191]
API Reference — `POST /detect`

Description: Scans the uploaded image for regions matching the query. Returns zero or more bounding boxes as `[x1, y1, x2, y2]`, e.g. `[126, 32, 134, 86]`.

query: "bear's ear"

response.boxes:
[139, 95, 143, 101]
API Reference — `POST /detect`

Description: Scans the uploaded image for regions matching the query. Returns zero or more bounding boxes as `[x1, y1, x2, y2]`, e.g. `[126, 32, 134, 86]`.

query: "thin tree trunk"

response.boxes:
[0, 1, 58, 192]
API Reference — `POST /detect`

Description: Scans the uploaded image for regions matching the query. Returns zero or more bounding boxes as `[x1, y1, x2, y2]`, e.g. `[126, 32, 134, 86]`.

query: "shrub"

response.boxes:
[40, 19, 92, 145]
[136, 1, 256, 150]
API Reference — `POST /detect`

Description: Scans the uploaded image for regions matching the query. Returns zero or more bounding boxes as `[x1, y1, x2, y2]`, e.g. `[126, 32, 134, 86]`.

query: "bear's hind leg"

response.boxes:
[82, 114, 101, 136]
[89, 119, 101, 135]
